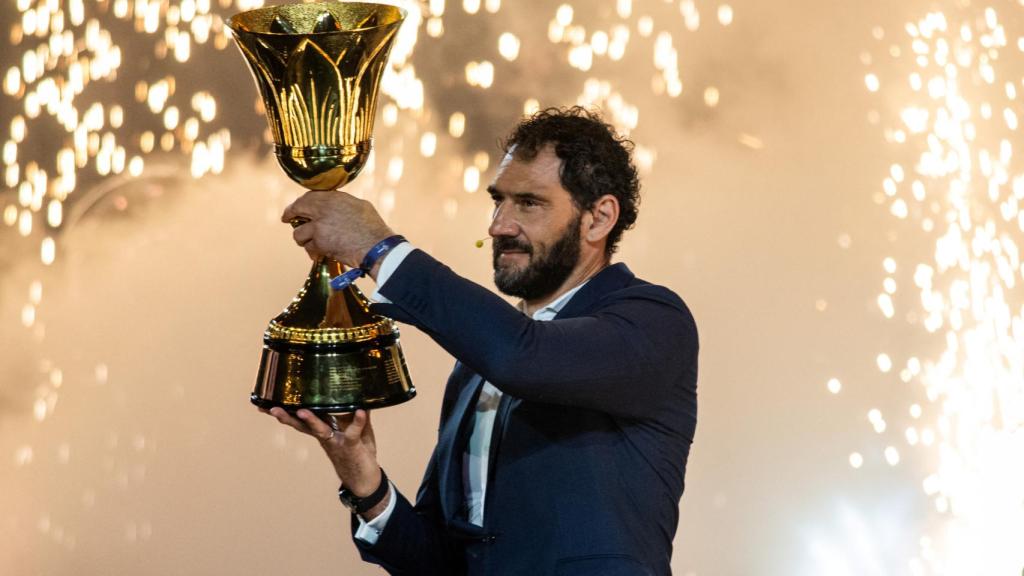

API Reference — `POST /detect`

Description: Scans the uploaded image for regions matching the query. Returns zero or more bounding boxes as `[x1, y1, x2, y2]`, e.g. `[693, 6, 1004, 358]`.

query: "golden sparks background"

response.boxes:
[0, 0, 1022, 574]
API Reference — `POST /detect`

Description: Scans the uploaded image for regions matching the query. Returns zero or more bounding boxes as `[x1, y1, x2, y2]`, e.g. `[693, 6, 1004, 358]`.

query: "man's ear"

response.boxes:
[585, 194, 620, 244]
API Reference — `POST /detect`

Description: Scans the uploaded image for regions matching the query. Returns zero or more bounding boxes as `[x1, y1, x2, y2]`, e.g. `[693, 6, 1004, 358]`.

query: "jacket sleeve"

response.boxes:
[371, 250, 698, 419]
[351, 362, 471, 575]
[352, 454, 461, 575]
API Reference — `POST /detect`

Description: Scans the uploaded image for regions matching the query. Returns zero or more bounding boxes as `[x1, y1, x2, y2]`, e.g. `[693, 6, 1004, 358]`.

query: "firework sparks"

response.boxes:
[864, 5, 1024, 574]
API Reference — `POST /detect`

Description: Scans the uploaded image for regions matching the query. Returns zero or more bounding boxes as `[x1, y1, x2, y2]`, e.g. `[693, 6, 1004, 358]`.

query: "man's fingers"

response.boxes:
[267, 407, 312, 433]
[292, 222, 314, 247]
[281, 194, 317, 225]
[281, 200, 300, 224]
[303, 243, 322, 261]
[296, 409, 336, 441]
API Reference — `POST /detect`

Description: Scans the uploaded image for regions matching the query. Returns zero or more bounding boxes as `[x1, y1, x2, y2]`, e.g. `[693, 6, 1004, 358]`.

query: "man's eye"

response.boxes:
[520, 199, 538, 207]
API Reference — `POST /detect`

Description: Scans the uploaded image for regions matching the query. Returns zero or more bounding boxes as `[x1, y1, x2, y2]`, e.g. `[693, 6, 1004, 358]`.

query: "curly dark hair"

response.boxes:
[501, 106, 640, 257]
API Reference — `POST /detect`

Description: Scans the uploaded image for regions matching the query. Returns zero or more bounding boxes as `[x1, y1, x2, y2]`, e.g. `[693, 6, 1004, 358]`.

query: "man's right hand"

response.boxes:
[262, 408, 386, 516]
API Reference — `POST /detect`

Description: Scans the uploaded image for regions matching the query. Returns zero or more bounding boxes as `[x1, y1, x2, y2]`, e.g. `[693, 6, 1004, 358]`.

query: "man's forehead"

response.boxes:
[489, 153, 561, 193]
[493, 144, 562, 186]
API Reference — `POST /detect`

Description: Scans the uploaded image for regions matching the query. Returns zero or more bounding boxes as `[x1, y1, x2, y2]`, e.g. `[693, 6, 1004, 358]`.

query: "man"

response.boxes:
[265, 107, 698, 576]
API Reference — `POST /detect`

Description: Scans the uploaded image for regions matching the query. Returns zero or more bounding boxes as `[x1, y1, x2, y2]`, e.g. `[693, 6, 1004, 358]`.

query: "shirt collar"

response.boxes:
[518, 280, 590, 321]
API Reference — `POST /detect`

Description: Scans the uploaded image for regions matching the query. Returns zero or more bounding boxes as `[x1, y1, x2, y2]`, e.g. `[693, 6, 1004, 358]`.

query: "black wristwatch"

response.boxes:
[338, 468, 389, 514]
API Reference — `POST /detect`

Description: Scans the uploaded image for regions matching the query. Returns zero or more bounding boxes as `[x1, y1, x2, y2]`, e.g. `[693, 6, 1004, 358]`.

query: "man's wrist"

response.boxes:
[345, 466, 383, 497]
[339, 467, 388, 514]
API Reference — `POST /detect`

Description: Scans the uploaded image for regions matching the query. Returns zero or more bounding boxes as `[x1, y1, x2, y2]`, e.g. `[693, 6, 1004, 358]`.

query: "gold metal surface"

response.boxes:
[228, 2, 404, 190]
[228, 2, 414, 413]
[253, 258, 414, 412]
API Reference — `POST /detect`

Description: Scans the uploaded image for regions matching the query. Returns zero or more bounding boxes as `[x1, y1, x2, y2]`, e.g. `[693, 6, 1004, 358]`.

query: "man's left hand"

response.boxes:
[282, 190, 394, 269]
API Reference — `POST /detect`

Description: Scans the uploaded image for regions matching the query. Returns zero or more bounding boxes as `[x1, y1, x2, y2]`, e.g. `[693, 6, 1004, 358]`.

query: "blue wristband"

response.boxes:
[330, 235, 407, 291]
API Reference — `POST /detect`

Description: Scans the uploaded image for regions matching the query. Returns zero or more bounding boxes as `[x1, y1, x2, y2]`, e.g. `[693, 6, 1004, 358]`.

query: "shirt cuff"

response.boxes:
[353, 482, 396, 545]
[370, 241, 414, 304]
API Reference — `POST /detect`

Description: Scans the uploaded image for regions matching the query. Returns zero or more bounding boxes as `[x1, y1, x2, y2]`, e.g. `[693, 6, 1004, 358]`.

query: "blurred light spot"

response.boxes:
[876, 353, 893, 373]
[498, 32, 520, 61]
[419, 132, 436, 157]
[449, 112, 466, 138]
[906, 427, 920, 445]
[868, 408, 887, 433]
[474, 151, 489, 171]
[387, 157, 404, 183]
[21, 304, 35, 327]
[426, 17, 444, 38]
[29, 280, 42, 304]
[382, 103, 398, 127]
[703, 86, 720, 107]
[95, 363, 108, 384]
[827, 378, 842, 394]
[637, 16, 653, 37]
[465, 60, 495, 88]
[878, 293, 895, 318]
[463, 166, 480, 192]
[18, 209, 32, 236]
[865, 73, 880, 92]
[616, 0, 631, 19]
[33, 398, 47, 421]
[717, 5, 733, 26]
[555, 4, 573, 27]
[884, 446, 900, 466]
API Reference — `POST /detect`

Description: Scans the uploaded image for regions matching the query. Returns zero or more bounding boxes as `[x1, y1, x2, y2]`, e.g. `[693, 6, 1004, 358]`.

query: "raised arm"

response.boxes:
[372, 249, 698, 419]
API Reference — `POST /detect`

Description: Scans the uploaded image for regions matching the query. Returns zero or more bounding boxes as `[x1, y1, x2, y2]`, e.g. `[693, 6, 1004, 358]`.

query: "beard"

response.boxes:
[492, 213, 582, 301]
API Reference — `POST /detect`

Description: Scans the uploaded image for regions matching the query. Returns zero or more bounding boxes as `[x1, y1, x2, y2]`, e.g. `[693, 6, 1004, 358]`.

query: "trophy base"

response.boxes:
[252, 334, 416, 414]
[250, 392, 417, 415]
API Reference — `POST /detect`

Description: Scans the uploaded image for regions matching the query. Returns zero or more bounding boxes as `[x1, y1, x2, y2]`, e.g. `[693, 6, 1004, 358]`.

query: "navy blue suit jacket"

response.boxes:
[354, 249, 698, 576]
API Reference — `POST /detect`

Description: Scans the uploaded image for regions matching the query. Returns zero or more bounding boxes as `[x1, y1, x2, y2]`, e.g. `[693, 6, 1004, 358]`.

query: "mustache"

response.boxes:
[492, 237, 532, 255]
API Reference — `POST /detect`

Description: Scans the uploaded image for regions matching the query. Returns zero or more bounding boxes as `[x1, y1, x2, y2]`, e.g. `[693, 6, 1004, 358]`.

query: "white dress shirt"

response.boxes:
[354, 242, 587, 543]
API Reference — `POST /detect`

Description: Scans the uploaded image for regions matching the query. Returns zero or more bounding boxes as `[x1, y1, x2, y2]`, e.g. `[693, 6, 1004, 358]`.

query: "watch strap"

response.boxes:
[339, 468, 389, 515]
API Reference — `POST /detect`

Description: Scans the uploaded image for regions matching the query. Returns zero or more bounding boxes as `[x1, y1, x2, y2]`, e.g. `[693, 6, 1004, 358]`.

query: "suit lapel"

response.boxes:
[435, 367, 484, 523]
[488, 263, 636, 456]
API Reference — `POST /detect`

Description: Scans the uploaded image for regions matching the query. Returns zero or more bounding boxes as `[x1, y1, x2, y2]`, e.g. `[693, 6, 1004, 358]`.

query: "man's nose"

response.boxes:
[488, 203, 519, 238]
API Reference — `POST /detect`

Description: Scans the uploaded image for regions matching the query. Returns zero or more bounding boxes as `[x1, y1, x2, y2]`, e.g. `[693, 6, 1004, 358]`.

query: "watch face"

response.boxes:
[339, 490, 360, 511]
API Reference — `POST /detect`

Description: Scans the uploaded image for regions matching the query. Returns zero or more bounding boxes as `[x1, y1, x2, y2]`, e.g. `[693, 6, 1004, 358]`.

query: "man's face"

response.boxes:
[487, 145, 583, 301]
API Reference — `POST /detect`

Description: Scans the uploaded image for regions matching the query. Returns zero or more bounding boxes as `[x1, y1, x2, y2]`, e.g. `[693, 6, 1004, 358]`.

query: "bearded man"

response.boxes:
[265, 107, 699, 576]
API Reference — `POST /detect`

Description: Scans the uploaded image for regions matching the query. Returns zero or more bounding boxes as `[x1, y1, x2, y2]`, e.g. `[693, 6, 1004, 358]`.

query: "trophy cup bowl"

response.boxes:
[228, 1, 415, 414]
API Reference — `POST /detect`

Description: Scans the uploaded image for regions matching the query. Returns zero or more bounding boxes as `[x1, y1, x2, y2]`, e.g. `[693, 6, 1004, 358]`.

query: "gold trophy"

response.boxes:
[228, 1, 414, 413]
